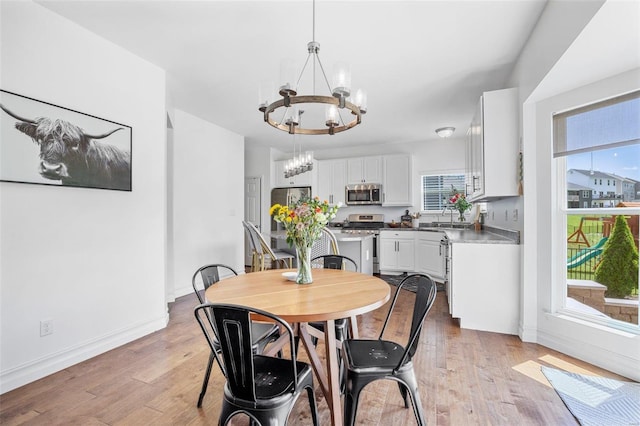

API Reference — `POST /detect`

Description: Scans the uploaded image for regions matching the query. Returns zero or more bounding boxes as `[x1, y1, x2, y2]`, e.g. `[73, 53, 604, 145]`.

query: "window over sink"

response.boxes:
[421, 174, 465, 212]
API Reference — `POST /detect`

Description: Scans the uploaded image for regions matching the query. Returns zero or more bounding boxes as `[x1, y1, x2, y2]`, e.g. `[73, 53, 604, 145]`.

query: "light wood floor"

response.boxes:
[0, 284, 630, 425]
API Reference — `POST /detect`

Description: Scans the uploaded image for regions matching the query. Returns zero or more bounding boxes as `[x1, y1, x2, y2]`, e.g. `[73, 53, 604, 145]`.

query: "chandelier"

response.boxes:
[283, 111, 314, 178]
[259, 0, 367, 136]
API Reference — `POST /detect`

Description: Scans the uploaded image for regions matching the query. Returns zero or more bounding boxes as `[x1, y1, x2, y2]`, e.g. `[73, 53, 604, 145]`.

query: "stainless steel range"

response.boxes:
[342, 213, 384, 273]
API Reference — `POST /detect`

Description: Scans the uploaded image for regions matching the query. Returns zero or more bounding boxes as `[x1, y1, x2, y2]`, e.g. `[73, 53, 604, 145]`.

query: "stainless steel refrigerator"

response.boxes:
[270, 186, 312, 231]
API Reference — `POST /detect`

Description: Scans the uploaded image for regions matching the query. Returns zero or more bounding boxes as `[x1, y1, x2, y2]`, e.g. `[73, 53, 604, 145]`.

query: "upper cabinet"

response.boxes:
[274, 160, 315, 188]
[347, 156, 382, 184]
[382, 154, 412, 206]
[467, 87, 519, 201]
[317, 159, 347, 205]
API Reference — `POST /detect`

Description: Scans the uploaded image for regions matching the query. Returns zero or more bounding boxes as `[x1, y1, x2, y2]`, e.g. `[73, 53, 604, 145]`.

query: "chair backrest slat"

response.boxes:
[213, 307, 257, 401]
[243, 221, 264, 255]
[310, 228, 339, 260]
[311, 254, 358, 272]
[245, 220, 278, 258]
[192, 264, 238, 304]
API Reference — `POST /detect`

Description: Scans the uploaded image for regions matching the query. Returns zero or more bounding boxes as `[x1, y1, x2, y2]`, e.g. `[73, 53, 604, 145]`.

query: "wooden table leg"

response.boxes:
[299, 321, 343, 426]
[324, 320, 342, 426]
[348, 315, 359, 339]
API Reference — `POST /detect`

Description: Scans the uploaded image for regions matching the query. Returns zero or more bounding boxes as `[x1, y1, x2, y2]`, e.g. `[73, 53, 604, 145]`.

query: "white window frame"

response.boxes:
[420, 173, 466, 213]
[553, 92, 640, 334]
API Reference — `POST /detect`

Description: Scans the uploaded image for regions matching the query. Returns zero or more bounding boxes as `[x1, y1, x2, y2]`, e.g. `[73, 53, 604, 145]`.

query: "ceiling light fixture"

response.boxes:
[283, 111, 314, 178]
[259, 0, 366, 136]
[435, 127, 455, 138]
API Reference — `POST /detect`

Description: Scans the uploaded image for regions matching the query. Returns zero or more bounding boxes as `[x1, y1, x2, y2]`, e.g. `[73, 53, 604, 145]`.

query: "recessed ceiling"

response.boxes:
[37, 0, 548, 152]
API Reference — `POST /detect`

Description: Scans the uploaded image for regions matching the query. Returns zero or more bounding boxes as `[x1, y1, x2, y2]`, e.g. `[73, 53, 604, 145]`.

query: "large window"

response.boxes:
[554, 90, 639, 330]
[421, 174, 465, 211]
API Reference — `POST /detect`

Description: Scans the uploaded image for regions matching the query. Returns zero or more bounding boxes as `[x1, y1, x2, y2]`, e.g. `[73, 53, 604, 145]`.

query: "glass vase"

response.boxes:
[458, 211, 466, 222]
[295, 245, 313, 284]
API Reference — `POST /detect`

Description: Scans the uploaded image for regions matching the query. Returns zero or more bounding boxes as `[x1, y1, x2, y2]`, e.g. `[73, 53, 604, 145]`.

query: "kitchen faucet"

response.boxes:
[442, 204, 454, 226]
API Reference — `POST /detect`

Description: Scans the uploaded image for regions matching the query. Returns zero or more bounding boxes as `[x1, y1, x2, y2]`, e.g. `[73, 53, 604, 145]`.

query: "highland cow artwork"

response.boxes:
[0, 90, 132, 191]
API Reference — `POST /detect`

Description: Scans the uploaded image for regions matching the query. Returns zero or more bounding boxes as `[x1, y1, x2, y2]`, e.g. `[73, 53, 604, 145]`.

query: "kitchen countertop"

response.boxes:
[271, 230, 373, 243]
[379, 225, 519, 244]
[333, 232, 374, 242]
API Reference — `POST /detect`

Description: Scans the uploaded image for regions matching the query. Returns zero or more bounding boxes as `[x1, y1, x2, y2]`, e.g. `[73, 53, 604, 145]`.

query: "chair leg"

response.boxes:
[306, 385, 319, 426]
[408, 386, 426, 426]
[343, 389, 361, 426]
[397, 371, 427, 426]
[397, 382, 409, 408]
[197, 351, 216, 408]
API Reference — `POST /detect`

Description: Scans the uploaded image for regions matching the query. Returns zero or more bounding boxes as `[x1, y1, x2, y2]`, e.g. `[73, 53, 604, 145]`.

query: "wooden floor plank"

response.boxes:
[1, 285, 632, 425]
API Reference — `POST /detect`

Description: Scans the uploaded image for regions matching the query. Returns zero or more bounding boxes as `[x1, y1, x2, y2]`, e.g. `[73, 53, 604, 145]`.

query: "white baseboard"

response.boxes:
[0, 315, 168, 395]
[518, 324, 538, 342]
[537, 328, 640, 382]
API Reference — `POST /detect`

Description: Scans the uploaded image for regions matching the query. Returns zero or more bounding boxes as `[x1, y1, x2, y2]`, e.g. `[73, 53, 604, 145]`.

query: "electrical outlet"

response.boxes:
[40, 319, 53, 336]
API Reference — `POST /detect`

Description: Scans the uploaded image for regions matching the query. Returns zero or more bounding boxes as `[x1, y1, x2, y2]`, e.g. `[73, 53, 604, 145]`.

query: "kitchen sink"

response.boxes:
[424, 222, 472, 229]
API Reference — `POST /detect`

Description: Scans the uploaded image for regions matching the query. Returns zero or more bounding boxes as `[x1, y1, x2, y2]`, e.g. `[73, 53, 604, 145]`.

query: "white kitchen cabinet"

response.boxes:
[317, 159, 346, 205]
[274, 160, 314, 188]
[467, 87, 518, 201]
[448, 242, 520, 335]
[415, 231, 446, 281]
[382, 154, 412, 206]
[347, 156, 382, 184]
[379, 231, 415, 273]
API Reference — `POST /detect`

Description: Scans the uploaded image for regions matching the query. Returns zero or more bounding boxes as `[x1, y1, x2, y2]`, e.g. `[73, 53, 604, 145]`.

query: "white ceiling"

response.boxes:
[37, 0, 548, 152]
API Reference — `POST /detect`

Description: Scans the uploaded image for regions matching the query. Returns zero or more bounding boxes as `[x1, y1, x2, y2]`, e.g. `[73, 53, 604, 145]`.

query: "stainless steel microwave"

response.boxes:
[345, 184, 382, 205]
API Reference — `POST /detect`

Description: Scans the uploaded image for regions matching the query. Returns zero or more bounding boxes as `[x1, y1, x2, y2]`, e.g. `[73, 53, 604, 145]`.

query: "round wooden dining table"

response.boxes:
[204, 268, 390, 426]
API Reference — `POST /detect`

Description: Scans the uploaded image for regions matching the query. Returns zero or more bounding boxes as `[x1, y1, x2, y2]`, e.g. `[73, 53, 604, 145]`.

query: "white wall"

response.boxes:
[0, 1, 167, 393]
[170, 109, 245, 297]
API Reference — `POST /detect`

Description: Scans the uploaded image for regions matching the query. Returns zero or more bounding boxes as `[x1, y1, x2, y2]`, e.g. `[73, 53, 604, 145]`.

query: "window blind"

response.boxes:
[422, 174, 465, 211]
[553, 90, 640, 158]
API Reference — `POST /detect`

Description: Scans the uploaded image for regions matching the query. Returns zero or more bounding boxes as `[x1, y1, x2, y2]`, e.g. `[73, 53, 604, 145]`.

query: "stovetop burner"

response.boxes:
[342, 213, 384, 233]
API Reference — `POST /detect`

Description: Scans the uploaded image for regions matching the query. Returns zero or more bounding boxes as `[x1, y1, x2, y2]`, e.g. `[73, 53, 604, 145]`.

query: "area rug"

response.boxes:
[541, 366, 640, 426]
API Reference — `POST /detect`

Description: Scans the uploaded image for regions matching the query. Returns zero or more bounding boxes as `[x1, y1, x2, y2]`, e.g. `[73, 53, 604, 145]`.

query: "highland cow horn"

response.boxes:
[0, 103, 36, 124]
[84, 127, 124, 140]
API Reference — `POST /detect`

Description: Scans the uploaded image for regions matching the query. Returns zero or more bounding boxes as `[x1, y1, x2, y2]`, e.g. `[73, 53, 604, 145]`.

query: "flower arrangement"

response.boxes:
[270, 197, 339, 247]
[270, 197, 339, 283]
[448, 187, 472, 221]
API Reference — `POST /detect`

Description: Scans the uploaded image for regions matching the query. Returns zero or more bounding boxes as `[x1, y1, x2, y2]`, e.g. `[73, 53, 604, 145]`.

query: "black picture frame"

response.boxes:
[0, 89, 132, 191]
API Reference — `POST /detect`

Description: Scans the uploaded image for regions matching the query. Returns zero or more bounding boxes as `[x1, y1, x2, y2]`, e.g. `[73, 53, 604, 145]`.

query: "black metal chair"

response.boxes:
[191, 264, 280, 408]
[311, 254, 358, 272]
[309, 254, 358, 342]
[307, 254, 359, 392]
[342, 273, 437, 426]
[194, 303, 319, 426]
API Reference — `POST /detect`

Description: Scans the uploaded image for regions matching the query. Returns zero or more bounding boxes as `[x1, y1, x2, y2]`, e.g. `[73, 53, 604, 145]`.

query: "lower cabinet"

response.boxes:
[415, 231, 446, 281]
[448, 242, 520, 335]
[379, 231, 415, 273]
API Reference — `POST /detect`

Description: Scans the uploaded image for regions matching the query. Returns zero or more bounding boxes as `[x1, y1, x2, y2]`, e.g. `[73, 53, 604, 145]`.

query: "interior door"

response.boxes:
[244, 177, 261, 266]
